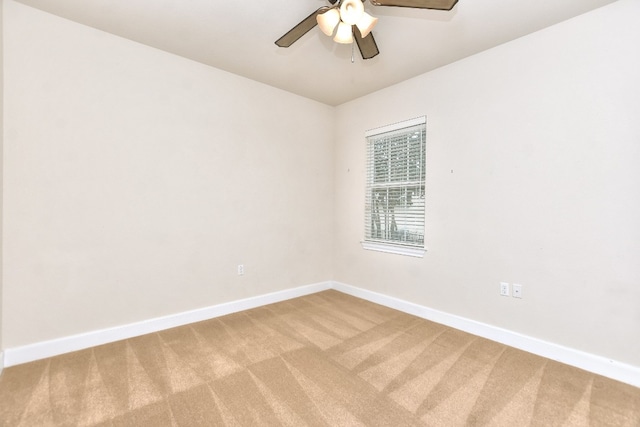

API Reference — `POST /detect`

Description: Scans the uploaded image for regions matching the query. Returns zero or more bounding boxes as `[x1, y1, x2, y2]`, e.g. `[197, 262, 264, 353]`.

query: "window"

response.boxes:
[362, 117, 426, 257]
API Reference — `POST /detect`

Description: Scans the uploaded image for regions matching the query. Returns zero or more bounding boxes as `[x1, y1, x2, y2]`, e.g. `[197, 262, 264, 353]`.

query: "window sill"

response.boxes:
[361, 241, 426, 258]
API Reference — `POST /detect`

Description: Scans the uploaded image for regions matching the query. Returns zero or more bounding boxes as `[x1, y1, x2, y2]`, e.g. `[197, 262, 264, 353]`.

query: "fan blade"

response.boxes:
[370, 0, 457, 10]
[275, 9, 323, 47]
[354, 27, 379, 60]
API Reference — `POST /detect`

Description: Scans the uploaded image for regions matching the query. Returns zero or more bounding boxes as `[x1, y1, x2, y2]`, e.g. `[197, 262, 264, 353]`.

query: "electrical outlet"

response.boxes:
[500, 282, 510, 297]
[513, 284, 523, 298]
[237, 264, 244, 276]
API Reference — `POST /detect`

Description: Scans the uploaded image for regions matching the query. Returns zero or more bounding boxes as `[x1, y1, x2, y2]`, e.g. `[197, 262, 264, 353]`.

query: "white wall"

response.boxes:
[2, 0, 334, 348]
[333, 0, 640, 367]
[0, 0, 4, 369]
[3, 0, 639, 375]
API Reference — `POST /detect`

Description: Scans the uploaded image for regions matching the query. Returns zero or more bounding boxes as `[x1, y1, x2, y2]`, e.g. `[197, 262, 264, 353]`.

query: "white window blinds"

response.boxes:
[364, 117, 426, 254]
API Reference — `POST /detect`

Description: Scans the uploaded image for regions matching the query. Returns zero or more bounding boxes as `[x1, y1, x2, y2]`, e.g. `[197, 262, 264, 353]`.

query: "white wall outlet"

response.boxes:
[513, 283, 523, 298]
[500, 282, 510, 297]
[237, 264, 244, 276]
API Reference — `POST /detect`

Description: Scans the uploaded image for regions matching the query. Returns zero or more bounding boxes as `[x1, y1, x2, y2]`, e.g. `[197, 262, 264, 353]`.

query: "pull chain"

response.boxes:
[351, 40, 355, 63]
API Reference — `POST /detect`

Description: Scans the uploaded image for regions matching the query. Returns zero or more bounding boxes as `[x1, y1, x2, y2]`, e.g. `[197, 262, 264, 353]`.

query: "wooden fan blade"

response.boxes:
[354, 27, 379, 60]
[370, 0, 457, 10]
[275, 9, 323, 47]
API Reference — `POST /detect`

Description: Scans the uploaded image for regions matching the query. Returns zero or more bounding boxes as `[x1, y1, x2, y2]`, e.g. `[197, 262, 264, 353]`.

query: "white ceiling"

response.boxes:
[15, 0, 617, 106]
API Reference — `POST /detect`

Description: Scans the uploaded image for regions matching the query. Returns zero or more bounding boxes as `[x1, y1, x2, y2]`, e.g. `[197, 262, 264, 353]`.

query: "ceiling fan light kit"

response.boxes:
[334, 21, 355, 44]
[317, 1, 378, 41]
[355, 13, 378, 38]
[339, 0, 365, 25]
[317, 8, 341, 36]
[275, 0, 458, 59]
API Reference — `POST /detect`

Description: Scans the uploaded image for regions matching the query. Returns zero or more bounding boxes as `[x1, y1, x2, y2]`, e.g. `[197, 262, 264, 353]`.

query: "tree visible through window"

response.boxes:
[364, 117, 426, 255]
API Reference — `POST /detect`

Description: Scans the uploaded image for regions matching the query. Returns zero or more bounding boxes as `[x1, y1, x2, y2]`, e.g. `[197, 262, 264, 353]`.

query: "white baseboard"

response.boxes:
[331, 281, 640, 389]
[0, 351, 4, 375]
[3, 281, 332, 368]
[3, 280, 639, 389]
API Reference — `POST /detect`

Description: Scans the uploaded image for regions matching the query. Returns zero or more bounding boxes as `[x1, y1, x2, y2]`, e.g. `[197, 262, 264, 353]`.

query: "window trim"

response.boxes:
[362, 116, 427, 258]
[364, 116, 426, 139]
[361, 241, 426, 257]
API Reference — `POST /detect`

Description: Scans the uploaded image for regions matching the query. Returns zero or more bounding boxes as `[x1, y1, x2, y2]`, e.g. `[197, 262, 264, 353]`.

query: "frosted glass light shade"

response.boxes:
[334, 22, 354, 44]
[339, 0, 364, 25]
[317, 8, 341, 36]
[356, 12, 378, 38]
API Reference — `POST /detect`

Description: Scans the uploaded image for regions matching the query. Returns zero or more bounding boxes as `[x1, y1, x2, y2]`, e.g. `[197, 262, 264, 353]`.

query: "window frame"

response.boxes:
[361, 116, 427, 257]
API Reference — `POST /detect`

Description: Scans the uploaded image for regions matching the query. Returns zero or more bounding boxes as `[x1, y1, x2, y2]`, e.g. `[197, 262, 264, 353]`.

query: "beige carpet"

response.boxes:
[0, 290, 638, 426]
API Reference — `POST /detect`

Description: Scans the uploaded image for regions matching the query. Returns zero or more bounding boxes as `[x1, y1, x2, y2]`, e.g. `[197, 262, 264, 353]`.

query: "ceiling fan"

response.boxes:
[275, 0, 458, 60]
